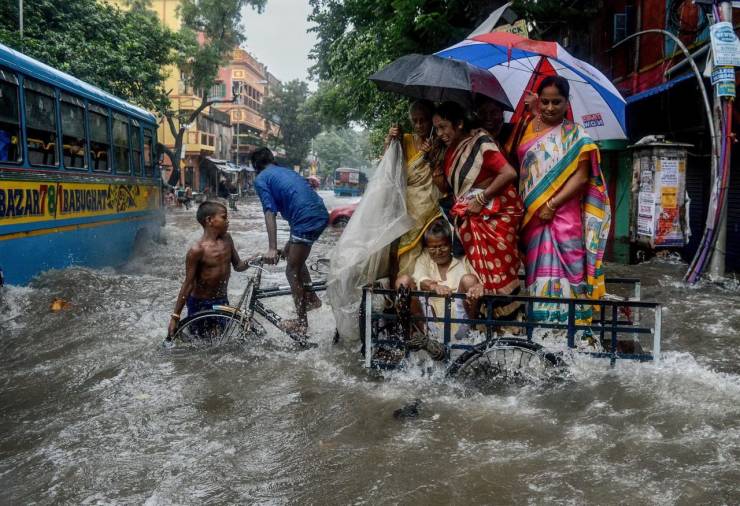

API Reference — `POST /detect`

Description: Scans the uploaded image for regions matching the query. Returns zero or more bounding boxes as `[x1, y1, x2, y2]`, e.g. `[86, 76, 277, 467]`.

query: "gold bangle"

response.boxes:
[546, 199, 557, 211]
[170, 313, 181, 320]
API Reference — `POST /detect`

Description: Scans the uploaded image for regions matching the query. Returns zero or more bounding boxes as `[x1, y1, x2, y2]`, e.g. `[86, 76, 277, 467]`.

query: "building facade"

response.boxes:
[140, 1, 233, 191]
[530, 1, 738, 271]
[112, 1, 281, 190]
[591, 1, 738, 271]
[214, 49, 281, 166]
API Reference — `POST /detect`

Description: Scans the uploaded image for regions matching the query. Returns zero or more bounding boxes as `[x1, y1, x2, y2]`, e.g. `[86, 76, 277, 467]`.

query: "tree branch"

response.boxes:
[164, 113, 178, 138]
[186, 95, 238, 125]
[158, 143, 178, 168]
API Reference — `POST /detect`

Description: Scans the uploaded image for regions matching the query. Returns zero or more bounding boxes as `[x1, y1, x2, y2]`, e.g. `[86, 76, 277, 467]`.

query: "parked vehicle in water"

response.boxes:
[333, 167, 367, 197]
[0, 43, 163, 285]
[328, 202, 358, 227]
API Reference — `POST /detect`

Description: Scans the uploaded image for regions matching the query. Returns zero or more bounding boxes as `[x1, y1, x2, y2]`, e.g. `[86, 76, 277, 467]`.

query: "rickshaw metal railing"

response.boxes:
[362, 277, 661, 370]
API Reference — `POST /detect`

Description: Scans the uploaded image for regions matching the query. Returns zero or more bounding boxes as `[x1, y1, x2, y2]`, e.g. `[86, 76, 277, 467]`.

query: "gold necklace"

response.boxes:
[535, 116, 563, 132]
[533, 116, 542, 132]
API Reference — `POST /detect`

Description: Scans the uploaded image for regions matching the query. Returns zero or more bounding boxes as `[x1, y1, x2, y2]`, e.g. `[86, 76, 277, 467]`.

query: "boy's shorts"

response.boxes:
[186, 295, 230, 316]
[183, 296, 230, 340]
[289, 221, 327, 246]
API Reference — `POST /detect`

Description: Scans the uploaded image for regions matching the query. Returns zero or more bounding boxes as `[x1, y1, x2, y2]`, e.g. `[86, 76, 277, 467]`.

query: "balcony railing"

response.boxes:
[185, 130, 215, 152]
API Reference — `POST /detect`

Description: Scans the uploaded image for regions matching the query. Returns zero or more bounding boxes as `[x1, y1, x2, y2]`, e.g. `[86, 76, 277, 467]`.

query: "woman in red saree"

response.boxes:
[430, 101, 524, 320]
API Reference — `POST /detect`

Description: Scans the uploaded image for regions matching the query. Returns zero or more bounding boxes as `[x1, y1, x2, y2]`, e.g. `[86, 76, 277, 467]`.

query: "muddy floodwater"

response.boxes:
[2, 192, 740, 504]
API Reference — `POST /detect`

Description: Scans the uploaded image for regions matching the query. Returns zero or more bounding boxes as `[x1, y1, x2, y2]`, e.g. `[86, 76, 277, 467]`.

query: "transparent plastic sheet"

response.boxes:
[327, 141, 414, 339]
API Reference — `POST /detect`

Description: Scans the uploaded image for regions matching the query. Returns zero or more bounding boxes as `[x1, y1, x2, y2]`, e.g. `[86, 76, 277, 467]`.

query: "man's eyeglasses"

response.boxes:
[427, 245, 451, 254]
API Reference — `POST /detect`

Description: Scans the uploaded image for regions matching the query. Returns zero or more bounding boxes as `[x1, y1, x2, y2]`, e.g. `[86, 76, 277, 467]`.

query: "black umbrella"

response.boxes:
[369, 53, 513, 111]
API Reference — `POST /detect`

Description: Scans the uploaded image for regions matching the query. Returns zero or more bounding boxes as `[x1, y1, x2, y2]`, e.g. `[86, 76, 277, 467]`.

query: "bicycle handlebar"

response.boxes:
[247, 248, 284, 268]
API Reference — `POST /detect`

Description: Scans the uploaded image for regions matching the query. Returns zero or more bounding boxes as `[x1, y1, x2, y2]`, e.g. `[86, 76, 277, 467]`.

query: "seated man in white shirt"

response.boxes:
[394, 219, 483, 359]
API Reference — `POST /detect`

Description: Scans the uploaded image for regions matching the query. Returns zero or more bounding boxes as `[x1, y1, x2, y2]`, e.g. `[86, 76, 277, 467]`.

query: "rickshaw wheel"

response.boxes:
[447, 338, 563, 389]
[168, 309, 251, 350]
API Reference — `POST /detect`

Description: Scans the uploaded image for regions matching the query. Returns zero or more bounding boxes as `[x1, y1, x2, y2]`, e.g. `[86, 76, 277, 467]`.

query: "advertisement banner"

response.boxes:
[0, 180, 161, 226]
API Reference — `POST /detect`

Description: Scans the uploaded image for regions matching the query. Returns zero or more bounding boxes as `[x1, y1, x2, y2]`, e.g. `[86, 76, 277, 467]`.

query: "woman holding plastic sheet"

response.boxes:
[430, 101, 523, 322]
[515, 76, 611, 324]
[384, 100, 443, 277]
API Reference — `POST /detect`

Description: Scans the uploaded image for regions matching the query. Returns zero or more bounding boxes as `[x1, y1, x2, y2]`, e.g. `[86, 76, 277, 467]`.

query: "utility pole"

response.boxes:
[708, 0, 734, 279]
[234, 82, 242, 168]
[235, 100, 240, 168]
[19, 0, 23, 46]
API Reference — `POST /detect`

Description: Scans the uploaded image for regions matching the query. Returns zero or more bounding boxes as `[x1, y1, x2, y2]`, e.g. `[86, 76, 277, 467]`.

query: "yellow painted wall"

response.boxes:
[108, 0, 278, 158]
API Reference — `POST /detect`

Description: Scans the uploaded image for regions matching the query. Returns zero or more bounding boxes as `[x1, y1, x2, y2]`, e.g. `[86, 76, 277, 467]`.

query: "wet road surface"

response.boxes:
[2, 193, 740, 504]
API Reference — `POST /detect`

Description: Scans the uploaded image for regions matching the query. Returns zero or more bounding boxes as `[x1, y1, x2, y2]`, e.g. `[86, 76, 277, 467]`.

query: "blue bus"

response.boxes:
[0, 42, 163, 285]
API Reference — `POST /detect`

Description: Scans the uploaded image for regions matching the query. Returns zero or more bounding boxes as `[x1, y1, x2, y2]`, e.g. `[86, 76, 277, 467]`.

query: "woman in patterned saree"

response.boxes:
[385, 100, 443, 276]
[431, 101, 523, 321]
[517, 76, 611, 323]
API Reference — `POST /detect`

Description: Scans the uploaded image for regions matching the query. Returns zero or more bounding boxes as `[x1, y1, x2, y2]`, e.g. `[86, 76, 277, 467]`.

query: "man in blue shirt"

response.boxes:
[251, 147, 329, 333]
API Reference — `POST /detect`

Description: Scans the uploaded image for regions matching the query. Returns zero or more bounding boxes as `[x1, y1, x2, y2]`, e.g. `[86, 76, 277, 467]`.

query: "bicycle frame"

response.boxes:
[215, 260, 328, 347]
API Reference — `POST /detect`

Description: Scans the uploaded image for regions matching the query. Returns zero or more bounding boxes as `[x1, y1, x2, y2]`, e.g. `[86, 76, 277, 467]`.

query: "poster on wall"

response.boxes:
[654, 157, 684, 246]
[660, 159, 679, 187]
[631, 144, 691, 248]
[637, 192, 656, 236]
[710, 21, 740, 67]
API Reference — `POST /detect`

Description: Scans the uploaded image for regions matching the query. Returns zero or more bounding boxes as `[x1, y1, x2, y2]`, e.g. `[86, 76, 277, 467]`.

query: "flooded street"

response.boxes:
[2, 192, 740, 505]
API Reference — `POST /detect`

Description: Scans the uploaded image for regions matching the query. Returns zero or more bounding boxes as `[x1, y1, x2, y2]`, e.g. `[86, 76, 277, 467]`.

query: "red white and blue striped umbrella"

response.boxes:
[437, 32, 627, 140]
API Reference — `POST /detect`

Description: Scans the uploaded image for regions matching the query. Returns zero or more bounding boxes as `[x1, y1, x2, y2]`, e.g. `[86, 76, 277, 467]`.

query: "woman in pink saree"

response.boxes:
[517, 76, 611, 323]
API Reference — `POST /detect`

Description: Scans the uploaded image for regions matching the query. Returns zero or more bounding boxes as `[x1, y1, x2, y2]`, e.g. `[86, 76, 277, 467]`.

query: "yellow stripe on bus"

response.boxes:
[0, 214, 154, 241]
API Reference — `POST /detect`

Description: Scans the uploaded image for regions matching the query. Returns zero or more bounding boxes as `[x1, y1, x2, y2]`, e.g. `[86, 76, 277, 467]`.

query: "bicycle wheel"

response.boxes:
[168, 309, 250, 349]
[447, 338, 564, 389]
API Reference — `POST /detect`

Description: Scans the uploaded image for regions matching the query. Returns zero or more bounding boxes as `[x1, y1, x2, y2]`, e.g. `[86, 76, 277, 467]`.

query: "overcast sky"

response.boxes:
[241, 0, 318, 87]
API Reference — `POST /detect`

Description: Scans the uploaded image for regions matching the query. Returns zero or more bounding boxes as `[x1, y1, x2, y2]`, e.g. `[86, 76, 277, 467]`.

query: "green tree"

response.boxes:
[0, 0, 181, 111]
[162, 0, 266, 170]
[511, 1, 601, 39]
[308, 0, 499, 141]
[0, 0, 268, 170]
[262, 80, 322, 168]
[313, 128, 372, 178]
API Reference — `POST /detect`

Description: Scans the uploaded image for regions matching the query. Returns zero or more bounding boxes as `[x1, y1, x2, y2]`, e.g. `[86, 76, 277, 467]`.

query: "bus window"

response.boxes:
[60, 93, 87, 169]
[24, 79, 58, 166]
[143, 128, 154, 177]
[131, 119, 142, 175]
[112, 114, 130, 174]
[0, 69, 21, 163]
[89, 103, 110, 171]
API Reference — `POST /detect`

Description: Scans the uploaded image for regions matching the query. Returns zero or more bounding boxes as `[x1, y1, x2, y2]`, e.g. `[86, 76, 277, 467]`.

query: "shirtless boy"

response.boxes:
[167, 201, 255, 337]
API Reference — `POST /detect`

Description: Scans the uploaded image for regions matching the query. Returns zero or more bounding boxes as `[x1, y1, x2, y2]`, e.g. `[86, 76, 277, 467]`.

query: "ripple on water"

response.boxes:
[2, 200, 740, 504]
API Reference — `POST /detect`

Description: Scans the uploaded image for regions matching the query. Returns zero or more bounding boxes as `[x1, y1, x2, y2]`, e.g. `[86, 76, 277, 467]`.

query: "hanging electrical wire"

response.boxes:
[684, 2, 734, 284]
[685, 98, 733, 283]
